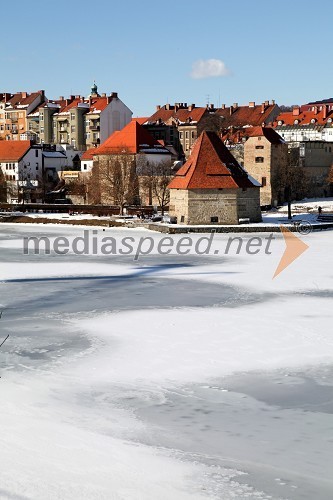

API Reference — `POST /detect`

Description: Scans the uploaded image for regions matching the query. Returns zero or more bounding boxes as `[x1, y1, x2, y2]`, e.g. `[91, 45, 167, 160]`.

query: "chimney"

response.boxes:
[270, 99, 275, 105]
[101, 93, 106, 97]
[221, 104, 226, 110]
[265, 100, 269, 106]
[184, 103, 187, 108]
[174, 103, 179, 111]
[156, 105, 161, 110]
[81, 97, 85, 103]
[165, 104, 170, 110]
[21, 92, 27, 98]
[70, 95, 75, 100]
[59, 96, 64, 101]
[188, 103, 195, 111]
[4, 93, 11, 102]
[111, 92, 118, 98]
[39, 90, 45, 97]
[292, 106, 300, 116]
[75, 95, 80, 99]
[314, 106, 318, 115]
[323, 105, 327, 119]
[209, 103, 214, 110]
[261, 102, 266, 113]
[229, 105, 234, 115]
[249, 101, 255, 108]
[233, 102, 238, 109]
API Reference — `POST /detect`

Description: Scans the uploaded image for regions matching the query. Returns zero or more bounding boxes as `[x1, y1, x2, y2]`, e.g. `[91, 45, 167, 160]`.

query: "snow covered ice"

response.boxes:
[0, 223, 333, 499]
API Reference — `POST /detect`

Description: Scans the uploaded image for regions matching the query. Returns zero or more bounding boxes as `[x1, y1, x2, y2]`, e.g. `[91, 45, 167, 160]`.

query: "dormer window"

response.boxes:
[278, 120, 283, 126]
[294, 119, 299, 125]
[311, 118, 316, 124]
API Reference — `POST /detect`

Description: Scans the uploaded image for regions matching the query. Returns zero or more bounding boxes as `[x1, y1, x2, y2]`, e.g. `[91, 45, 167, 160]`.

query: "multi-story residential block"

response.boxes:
[143, 103, 210, 159]
[273, 104, 333, 144]
[26, 83, 132, 150]
[0, 91, 46, 141]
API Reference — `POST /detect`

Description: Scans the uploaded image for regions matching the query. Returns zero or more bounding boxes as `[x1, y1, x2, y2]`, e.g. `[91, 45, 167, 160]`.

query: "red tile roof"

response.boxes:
[148, 105, 207, 125]
[244, 126, 284, 144]
[4, 91, 43, 109]
[217, 103, 278, 128]
[60, 98, 82, 113]
[88, 97, 109, 113]
[274, 106, 333, 126]
[168, 131, 257, 190]
[0, 141, 32, 161]
[81, 148, 97, 160]
[132, 117, 150, 125]
[94, 121, 161, 155]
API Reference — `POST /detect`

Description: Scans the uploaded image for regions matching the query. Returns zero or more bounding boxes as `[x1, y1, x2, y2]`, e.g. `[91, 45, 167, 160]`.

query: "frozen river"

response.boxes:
[0, 224, 332, 499]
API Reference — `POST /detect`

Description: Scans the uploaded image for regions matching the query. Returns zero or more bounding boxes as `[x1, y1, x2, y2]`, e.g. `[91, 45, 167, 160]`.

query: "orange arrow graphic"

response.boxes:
[273, 225, 309, 279]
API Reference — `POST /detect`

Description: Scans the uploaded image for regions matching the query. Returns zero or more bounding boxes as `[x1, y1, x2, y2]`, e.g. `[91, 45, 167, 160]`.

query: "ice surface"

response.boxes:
[0, 223, 332, 499]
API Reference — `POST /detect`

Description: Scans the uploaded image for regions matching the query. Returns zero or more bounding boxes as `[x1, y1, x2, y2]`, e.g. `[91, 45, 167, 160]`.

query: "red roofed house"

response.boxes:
[89, 121, 172, 207]
[168, 131, 261, 225]
[0, 141, 42, 203]
[243, 127, 288, 206]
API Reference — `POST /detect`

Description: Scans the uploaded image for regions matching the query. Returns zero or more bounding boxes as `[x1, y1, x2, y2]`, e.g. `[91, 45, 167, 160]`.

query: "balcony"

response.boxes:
[90, 123, 100, 131]
[59, 127, 68, 132]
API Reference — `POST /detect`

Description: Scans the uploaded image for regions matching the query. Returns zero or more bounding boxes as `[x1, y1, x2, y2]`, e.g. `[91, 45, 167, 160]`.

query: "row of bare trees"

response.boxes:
[65, 152, 174, 215]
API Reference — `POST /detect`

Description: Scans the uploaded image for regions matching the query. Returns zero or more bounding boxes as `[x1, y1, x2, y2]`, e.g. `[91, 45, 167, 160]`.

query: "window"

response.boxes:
[255, 145, 264, 149]
[185, 131, 189, 139]
[71, 113, 75, 120]
[83, 164, 87, 170]
[40, 114, 44, 121]
[180, 216, 185, 223]
[211, 216, 218, 223]
[35, 150, 39, 157]
[179, 132, 183, 139]
[255, 157, 264, 163]
[71, 125, 76, 132]
[262, 177, 267, 187]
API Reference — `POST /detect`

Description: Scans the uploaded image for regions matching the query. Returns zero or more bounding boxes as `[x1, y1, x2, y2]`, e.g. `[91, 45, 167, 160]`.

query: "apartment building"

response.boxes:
[26, 83, 132, 150]
[0, 91, 46, 141]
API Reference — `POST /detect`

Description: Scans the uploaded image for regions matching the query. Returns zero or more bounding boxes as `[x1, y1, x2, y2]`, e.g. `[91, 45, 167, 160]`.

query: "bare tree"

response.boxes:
[197, 113, 225, 137]
[0, 170, 7, 203]
[92, 148, 138, 213]
[139, 159, 173, 214]
[273, 147, 310, 205]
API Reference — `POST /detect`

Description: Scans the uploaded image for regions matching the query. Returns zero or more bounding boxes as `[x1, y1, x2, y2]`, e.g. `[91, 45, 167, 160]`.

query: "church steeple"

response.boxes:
[90, 80, 99, 97]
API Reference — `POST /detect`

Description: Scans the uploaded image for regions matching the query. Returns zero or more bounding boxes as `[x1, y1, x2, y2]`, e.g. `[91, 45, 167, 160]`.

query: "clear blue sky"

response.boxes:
[2, 0, 332, 116]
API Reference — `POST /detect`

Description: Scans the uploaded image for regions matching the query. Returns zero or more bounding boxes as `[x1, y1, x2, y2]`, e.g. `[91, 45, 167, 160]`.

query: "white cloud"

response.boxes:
[190, 58, 230, 79]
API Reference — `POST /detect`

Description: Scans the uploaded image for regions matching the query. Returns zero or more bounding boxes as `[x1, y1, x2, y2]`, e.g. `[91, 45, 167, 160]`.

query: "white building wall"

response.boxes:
[100, 98, 132, 143]
[81, 159, 93, 172]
